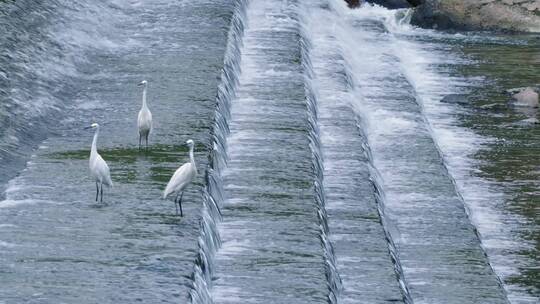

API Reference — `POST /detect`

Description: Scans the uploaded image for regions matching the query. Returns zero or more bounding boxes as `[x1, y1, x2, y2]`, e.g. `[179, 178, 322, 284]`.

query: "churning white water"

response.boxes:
[304, 1, 532, 303]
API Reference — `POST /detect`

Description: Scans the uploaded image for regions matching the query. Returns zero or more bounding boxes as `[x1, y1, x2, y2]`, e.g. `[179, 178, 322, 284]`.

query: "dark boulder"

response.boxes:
[345, 0, 362, 8]
[365, 0, 412, 9]
[410, 0, 466, 30]
[407, 0, 424, 6]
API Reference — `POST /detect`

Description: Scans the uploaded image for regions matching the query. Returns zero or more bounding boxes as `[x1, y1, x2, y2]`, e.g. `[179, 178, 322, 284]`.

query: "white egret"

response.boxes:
[86, 123, 113, 202]
[137, 80, 153, 150]
[163, 139, 198, 216]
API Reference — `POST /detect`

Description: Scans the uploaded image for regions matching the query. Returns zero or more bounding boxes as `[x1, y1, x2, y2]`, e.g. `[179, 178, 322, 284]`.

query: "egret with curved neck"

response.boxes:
[163, 139, 198, 216]
[86, 123, 113, 202]
[137, 80, 153, 150]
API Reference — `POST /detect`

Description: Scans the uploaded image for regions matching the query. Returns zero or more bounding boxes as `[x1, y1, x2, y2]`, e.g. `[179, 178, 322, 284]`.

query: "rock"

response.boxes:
[411, 0, 540, 32]
[509, 87, 539, 108]
[510, 116, 540, 127]
[365, 0, 412, 9]
[440, 94, 469, 105]
[505, 86, 540, 96]
[411, 0, 462, 30]
[345, 0, 362, 8]
[407, 0, 424, 6]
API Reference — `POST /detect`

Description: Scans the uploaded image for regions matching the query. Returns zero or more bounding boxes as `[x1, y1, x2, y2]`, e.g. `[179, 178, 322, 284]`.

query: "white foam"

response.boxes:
[0, 240, 16, 248]
[320, 0, 534, 300]
[0, 224, 17, 228]
[378, 6, 533, 302]
[212, 286, 254, 303]
[0, 199, 55, 209]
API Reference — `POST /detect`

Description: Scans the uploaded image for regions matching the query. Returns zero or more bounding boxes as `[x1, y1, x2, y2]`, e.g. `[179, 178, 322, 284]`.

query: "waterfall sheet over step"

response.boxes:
[301, 1, 407, 303]
[306, 1, 510, 303]
[189, 0, 248, 303]
[211, 0, 328, 303]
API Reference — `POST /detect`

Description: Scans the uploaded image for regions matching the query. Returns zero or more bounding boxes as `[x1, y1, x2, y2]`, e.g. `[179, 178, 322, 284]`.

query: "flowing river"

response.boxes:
[0, 0, 538, 303]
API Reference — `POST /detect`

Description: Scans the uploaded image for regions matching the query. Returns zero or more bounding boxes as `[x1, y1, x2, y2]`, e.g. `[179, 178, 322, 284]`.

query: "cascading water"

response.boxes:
[189, 1, 248, 302]
[363, 3, 538, 303]
[392, 33, 511, 302]
[301, 1, 412, 303]
[388, 28, 534, 304]
[210, 0, 329, 302]
[320, 1, 508, 303]
[299, 20, 343, 302]
[0, 0, 124, 194]
[367, 158, 414, 304]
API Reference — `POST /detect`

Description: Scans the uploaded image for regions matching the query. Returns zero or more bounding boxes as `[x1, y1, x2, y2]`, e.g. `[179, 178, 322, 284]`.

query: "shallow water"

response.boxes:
[0, 0, 235, 302]
[0, 0, 538, 303]
[454, 34, 540, 303]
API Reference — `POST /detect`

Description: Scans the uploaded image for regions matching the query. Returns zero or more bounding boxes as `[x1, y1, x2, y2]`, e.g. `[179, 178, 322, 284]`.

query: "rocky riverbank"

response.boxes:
[410, 0, 540, 32]
[354, 1, 540, 32]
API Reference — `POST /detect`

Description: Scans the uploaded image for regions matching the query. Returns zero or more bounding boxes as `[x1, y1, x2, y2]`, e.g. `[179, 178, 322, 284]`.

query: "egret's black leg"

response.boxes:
[95, 182, 99, 201]
[145, 135, 149, 151]
[174, 193, 180, 215]
[179, 192, 184, 217]
[139, 134, 142, 150]
[100, 182, 104, 203]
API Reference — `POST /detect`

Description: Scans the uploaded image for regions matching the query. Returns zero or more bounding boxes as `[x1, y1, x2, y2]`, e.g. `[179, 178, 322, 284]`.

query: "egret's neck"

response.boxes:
[91, 128, 99, 156]
[142, 86, 148, 109]
[189, 145, 197, 173]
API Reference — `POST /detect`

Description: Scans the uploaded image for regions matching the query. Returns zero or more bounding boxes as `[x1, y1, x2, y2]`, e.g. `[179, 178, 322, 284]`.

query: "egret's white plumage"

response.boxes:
[163, 139, 197, 216]
[137, 80, 152, 150]
[88, 123, 112, 202]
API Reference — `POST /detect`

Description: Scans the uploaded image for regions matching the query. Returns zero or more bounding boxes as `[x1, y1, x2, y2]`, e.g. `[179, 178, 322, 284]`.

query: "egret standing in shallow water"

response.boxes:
[137, 80, 152, 150]
[163, 139, 198, 216]
[86, 123, 113, 202]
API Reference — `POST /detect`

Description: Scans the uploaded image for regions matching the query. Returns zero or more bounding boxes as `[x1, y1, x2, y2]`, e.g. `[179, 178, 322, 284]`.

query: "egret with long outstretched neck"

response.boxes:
[137, 80, 153, 150]
[163, 139, 198, 216]
[86, 123, 113, 202]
